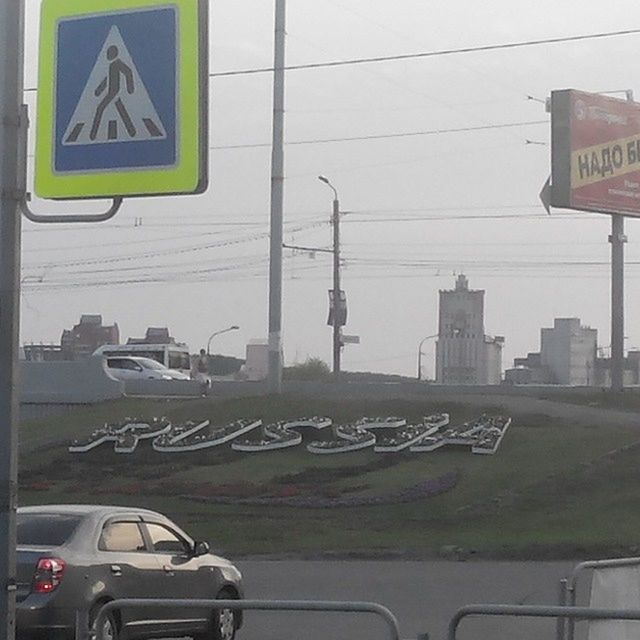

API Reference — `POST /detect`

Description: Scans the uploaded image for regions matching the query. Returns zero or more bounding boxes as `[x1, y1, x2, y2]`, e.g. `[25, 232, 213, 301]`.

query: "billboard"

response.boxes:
[551, 89, 640, 216]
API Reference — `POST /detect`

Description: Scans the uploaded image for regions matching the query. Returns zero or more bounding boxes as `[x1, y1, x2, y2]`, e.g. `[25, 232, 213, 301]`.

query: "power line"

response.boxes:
[341, 212, 593, 223]
[210, 28, 640, 77]
[23, 220, 325, 270]
[211, 119, 547, 150]
[22, 28, 640, 92]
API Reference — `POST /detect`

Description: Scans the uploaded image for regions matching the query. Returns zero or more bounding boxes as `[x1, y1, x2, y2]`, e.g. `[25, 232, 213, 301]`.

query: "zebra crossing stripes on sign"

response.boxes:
[62, 26, 167, 146]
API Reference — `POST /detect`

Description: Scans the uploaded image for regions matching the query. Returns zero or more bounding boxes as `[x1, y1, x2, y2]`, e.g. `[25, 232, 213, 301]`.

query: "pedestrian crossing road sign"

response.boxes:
[35, 0, 208, 200]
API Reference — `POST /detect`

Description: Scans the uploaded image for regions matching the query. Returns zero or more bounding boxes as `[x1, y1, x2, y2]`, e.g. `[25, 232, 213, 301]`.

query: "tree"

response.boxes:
[284, 357, 331, 381]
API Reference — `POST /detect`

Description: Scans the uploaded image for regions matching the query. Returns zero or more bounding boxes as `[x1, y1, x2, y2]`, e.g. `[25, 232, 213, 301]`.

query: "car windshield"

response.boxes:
[136, 358, 167, 371]
[17, 514, 82, 546]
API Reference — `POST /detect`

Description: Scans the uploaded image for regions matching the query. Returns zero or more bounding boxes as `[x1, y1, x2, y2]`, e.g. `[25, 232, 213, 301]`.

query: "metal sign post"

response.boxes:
[0, 2, 25, 638]
[610, 212, 626, 392]
[548, 88, 638, 391]
[0, 3, 209, 638]
[609, 89, 634, 393]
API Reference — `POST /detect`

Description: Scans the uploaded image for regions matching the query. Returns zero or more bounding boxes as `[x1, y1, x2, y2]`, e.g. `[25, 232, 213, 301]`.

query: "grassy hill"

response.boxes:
[18, 393, 640, 559]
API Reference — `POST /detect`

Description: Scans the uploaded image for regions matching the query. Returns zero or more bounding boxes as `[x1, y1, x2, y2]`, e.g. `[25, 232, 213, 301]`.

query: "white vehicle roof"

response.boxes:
[94, 343, 188, 354]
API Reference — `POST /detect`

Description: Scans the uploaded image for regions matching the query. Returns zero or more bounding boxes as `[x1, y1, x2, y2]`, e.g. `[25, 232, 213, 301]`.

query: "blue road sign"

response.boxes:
[55, 7, 176, 173]
[36, 0, 208, 199]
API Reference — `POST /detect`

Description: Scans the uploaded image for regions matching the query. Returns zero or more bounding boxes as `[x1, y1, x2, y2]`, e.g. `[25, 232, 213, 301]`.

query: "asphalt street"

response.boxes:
[235, 559, 584, 640]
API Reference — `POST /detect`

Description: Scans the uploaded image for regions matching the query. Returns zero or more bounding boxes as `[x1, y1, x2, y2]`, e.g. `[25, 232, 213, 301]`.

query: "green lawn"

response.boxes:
[17, 394, 640, 558]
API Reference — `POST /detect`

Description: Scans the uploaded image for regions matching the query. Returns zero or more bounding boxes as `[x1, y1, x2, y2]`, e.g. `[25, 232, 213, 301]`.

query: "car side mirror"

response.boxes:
[193, 540, 210, 557]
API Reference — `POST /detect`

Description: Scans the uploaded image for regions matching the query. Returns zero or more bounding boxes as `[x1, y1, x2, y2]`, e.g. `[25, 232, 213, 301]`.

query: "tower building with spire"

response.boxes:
[435, 275, 503, 385]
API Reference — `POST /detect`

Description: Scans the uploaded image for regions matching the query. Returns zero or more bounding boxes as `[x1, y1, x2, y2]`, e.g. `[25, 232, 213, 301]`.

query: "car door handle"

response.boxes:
[110, 565, 122, 576]
[163, 565, 175, 576]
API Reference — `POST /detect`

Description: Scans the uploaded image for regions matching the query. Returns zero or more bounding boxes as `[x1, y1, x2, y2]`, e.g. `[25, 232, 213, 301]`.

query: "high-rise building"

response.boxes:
[541, 318, 597, 385]
[435, 275, 503, 385]
[505, 317, 598, 386]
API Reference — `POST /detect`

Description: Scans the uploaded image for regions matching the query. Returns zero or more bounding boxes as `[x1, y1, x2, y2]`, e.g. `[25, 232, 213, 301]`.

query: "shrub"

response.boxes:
[284, 357, 331, 381]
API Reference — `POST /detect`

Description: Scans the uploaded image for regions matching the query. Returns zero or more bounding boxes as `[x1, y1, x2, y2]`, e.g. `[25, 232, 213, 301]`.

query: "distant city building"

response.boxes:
[22, 344, 64, 362]
[506, 318, 597, 386]
[127, 327, 175, 345]
[239, 340, 280, 382]
[59, 314, 119, 361]
[435, 275, 504, 385]
[594, 352, 640, 387]
[542, 318, 597, 385]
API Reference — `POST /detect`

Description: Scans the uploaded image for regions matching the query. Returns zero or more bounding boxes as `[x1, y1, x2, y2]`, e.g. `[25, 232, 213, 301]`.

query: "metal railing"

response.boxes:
[88, 598, 401, 640]
[449, 604, 640, 640]
[559, 555, 640, 640]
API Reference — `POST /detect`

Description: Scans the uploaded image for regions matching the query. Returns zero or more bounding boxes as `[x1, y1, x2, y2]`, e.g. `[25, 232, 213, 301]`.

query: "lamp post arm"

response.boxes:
[206, 326, 240, 356]
[417, 334, 439, 381]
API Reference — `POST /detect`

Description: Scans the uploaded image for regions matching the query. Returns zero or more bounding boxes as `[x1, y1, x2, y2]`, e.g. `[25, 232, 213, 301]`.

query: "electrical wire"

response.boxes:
[23, 220, 326, 270]
[209, 28, 640, 77]
[211, 119, 548, 149]
[22, 28, 640, 91]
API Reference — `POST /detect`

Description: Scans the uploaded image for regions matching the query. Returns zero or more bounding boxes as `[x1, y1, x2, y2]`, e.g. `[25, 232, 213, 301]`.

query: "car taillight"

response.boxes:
[33, 557, 66, 593]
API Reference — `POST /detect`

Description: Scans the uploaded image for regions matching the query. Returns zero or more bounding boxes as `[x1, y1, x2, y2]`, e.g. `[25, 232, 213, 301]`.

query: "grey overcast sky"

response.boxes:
[18, 0, 640, 376]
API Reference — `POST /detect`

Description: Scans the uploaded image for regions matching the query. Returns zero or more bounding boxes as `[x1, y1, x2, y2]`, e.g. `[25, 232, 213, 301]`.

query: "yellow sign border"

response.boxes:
[35, 0, 207, 199]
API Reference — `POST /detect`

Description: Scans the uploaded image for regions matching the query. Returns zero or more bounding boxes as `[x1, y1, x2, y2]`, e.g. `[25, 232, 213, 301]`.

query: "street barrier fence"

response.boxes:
[559, 555, 640, 640]
[86, 598, 401, 640]
[448, 604, 640, 640]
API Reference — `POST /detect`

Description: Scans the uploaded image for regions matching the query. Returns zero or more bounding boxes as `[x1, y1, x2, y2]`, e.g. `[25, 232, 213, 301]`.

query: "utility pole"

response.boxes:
[318, 176, 341, 379]
[332, 196, 341, 379]
[0, 0, 25, 638]
[267, 0, 286, 394]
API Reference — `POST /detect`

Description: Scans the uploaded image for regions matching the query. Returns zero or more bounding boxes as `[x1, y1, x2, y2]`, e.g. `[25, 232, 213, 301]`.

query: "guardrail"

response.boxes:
[90, 598, 401, 640]
[559, 555, 640, 640]
[449, 604, 640, 640]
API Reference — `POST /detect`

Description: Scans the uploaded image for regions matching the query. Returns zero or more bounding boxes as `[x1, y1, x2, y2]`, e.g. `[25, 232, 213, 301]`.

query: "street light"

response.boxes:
[318, 175, 341, 379]
[207, 325, 240, 356]
[417, 334, 439, 381]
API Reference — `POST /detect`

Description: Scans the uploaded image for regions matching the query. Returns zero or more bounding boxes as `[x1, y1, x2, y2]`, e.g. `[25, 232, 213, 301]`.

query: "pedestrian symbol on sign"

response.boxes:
[62, 25, 167, 146]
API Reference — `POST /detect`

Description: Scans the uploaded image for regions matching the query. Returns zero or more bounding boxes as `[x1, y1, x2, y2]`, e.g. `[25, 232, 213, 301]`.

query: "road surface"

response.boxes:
[236, 559, 584, 640]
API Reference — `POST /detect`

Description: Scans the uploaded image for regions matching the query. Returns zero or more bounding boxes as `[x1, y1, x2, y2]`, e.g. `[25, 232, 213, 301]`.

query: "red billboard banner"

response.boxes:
[551, 89, 640, 216]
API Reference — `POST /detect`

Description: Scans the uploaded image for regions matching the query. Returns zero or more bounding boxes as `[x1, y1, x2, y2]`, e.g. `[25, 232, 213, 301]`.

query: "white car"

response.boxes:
[105, 356, 190, 381]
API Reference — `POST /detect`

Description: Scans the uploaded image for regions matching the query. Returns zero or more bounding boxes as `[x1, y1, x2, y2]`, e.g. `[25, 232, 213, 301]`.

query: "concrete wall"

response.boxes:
[19, 355, 206, 404]
[20, 356, 124, 404]
[124, 379, 203, 397]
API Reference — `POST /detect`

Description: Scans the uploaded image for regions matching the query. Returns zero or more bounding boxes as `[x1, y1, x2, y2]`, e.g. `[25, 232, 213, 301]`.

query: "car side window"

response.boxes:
[107, 358, 124, 369]
[123, 359, 142, 371]
[145, 523, 190, 555]
[99, 521, 147, 552]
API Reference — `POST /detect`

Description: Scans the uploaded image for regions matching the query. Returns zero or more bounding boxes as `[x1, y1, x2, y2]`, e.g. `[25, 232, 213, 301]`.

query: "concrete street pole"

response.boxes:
[332, 196, 341, 379]
[0, 1, 25, 639]
[318, 176, 341, 379]
[267, 0, 286, 394]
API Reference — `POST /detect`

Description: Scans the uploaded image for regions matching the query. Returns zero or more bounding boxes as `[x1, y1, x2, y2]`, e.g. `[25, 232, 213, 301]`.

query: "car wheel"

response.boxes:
[215, 604, 236, 640]
[93, 609, 119, 640]
[196, 591, 237, 640]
